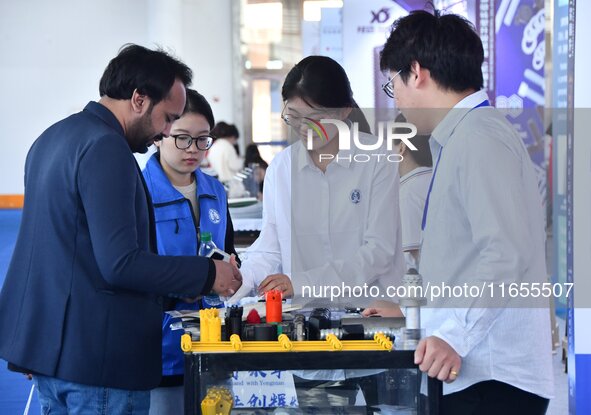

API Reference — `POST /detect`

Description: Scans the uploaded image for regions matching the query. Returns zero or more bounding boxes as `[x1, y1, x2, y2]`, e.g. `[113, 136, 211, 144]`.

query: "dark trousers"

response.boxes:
[439, 380, 549, 415]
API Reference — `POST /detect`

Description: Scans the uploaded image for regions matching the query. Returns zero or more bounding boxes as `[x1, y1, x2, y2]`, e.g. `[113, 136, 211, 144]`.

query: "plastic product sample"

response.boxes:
[200, 386, 233, 415]
[265, 290, 282, 323]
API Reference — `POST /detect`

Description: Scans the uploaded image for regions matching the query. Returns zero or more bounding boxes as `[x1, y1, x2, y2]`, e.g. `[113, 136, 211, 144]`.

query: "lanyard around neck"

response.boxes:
[421, 99, 490, 231]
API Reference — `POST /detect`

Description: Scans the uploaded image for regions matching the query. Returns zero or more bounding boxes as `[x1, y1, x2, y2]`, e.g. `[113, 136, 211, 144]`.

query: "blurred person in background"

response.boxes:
[208, 121, 244, 183]
[394, 114, 433, 270]
[364, 117, 432, 317]
[244, 143, 269, 199]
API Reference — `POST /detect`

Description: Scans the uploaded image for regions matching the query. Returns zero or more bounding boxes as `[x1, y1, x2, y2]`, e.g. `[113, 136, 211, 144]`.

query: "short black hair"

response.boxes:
[380, 10, 483, 92]
[184, 89, 215, 130]
[282, 56, 353, 108]
[245, 144, 269, 169]
[99, 44, 192, 105]
[211, 122, 239, 139]
[282, 55, 372, 134]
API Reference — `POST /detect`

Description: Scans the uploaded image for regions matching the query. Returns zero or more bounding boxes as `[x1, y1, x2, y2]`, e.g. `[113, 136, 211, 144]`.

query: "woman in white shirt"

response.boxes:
[236, 56, 405, 308]
[207, 122, 244, 182]
[363, 125, 432, 316]
[395, 124, 433, 270]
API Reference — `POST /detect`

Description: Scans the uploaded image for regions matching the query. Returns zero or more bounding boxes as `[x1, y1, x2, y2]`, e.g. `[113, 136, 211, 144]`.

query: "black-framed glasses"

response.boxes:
[280, 103, 336, 127]
[381, 70, 402, 98]
[169, 134, 214, 150]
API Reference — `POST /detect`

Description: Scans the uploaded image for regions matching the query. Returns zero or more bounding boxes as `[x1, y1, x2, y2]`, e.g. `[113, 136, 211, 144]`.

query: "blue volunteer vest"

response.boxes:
[142, 153, 228, 376]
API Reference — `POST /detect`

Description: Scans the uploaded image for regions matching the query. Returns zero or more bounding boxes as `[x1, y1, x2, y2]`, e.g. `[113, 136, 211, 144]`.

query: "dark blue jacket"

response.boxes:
[0, 102, 214, 390]
[142, 154, 231, 376]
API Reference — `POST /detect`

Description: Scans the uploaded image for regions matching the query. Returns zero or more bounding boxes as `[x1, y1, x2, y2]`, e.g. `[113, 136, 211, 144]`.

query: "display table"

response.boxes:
[183, 349, 442, 414]
[229, 205, 262, 247]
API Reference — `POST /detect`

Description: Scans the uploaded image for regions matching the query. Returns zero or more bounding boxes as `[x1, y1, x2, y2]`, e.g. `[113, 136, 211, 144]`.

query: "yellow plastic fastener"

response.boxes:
[326, 333, 343, 350]
[278, 334, 293, 351]
[181, 333, 193, 352]
[374, 333, 393, 350]
[230, 334, 243, 351]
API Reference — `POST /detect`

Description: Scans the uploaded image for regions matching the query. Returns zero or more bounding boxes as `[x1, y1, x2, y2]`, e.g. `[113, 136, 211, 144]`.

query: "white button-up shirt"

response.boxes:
[400, 166, 432, 269]
[240, 133, 405, 307]
[420, 90, 554, 398]
[207, 138, 244, 182]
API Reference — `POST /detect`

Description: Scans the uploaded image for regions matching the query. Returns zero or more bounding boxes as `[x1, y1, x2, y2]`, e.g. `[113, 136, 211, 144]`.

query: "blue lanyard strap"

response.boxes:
[421, 99, 490, 231]
[421, 149, 442, 231]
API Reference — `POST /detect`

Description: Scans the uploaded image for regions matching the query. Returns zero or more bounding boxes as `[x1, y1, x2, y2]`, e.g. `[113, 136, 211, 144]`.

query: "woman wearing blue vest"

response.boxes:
[142, 89, 239, 414]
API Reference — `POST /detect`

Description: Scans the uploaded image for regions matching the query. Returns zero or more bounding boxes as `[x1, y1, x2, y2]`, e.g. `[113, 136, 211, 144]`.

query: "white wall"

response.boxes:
[0, 0, 234, 193]
[182, 0, 235, 124]
[146, 0, 235, 122]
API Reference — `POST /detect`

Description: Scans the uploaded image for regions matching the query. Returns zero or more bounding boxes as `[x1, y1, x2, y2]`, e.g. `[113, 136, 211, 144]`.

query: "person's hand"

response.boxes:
[229, 254, 239, 269]
[363, 307, 404, 317]
[362, 307, 379, 316]
[257, 274, 293, 298]
[212, 259, 242, 297]
[362, 301, 404, 317]
[414, 336, 462, 383]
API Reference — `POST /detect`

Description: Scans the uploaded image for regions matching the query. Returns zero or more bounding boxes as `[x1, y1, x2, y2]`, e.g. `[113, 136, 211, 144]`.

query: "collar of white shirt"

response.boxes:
[430, 89, 491, 148]
[400, 166, 433, 184]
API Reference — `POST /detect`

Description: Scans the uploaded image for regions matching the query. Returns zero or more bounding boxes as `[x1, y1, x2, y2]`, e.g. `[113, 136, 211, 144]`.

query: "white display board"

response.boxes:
[319, 8, 344, 64]
[342, 0, 406, 108]
[231, 370, 298, 408]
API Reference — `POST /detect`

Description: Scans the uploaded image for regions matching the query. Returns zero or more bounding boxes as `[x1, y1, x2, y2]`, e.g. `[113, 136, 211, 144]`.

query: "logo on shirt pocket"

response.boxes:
[208, 208, 221, 224]
[350, 189, 361, 204]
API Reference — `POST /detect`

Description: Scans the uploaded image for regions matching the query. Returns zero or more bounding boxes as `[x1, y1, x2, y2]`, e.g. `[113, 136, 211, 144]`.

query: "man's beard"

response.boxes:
[127, 108, 158, 153]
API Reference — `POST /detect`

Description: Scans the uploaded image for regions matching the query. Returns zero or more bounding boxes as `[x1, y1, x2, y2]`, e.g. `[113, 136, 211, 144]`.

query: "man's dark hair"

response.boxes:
[211, 122, 239, 139]
[380, 10, 484, 92]
[184, 89, 215, 130]
[99, 44, 192, 105]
